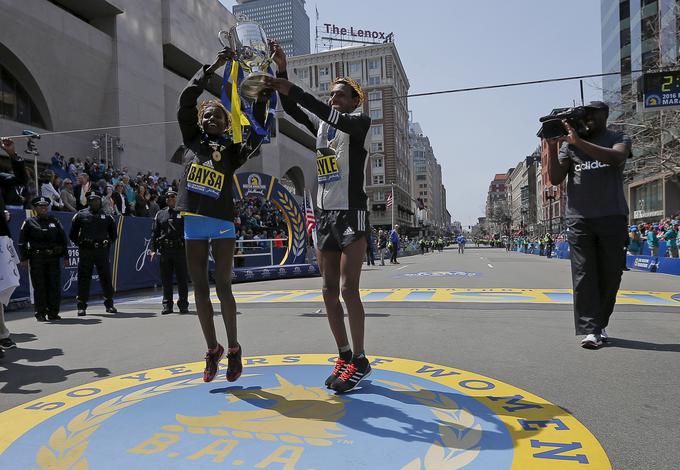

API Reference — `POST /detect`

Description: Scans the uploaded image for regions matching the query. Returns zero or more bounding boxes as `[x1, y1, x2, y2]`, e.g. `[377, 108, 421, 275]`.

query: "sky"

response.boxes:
[219, 0, 604, 226]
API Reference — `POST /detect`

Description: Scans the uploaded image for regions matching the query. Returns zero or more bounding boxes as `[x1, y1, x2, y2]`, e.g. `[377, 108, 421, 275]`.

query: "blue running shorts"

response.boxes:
[183, 215, 236, 240]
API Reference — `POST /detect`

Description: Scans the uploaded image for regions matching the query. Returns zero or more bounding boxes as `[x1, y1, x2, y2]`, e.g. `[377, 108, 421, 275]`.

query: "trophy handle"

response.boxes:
[218, 30, 230, 48]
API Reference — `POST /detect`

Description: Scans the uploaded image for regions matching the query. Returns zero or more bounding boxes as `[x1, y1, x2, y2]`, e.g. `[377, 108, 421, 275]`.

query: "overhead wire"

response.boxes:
[1, 69, 645, 140]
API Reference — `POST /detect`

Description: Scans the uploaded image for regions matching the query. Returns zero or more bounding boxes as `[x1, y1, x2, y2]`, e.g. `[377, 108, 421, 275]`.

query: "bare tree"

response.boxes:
[605, 4, 680, 182]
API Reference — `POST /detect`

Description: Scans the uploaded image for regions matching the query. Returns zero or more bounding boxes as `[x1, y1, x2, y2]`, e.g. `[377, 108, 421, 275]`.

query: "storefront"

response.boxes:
[628, 173, 680, 223]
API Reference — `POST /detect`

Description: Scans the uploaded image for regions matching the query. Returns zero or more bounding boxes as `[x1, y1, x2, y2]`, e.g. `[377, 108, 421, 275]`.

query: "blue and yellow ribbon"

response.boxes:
[220, 61, 277, 144]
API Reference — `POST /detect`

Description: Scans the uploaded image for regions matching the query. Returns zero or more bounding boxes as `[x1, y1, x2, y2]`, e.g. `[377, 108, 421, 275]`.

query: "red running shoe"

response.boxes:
[203, 344, 224, 382]
[226, 345, 243, 382]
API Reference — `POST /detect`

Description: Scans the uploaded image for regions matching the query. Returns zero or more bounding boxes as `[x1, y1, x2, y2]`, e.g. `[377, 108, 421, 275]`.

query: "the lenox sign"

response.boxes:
[324, 23, 394, 41]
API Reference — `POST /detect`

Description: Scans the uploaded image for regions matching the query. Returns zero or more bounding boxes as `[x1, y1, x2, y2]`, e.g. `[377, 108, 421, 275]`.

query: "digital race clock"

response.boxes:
[639, 70, 680, 110]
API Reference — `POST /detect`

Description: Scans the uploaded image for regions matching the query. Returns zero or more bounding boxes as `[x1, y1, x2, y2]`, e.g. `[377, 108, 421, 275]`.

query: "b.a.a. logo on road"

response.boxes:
[0, 355, 611, 469]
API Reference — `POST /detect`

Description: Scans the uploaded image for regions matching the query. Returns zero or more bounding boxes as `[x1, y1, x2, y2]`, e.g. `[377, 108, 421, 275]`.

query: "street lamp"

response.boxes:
[544, 186, 557, 235]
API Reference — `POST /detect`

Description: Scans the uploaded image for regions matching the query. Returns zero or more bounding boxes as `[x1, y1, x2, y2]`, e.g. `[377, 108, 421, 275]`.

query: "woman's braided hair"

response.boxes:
[332, 77, 365, 105]
[197, 99, 231, 133]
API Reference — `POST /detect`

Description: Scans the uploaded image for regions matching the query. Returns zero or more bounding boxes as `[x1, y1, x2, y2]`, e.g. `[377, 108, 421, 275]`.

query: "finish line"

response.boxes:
[121, 288, 680, 307]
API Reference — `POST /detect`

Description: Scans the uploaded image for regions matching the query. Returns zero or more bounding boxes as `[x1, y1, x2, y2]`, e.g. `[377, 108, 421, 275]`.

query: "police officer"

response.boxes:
[18, 197, 68, 321]
[150, 190, 189, 315]
[69, 193, 117, 316]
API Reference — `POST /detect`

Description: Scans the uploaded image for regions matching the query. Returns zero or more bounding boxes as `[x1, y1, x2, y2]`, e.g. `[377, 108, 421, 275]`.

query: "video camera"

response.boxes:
[537, 106, 590, 140]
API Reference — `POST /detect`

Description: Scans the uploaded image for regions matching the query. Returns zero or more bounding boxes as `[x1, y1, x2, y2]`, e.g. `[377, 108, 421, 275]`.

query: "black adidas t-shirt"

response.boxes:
[558, 129, 631, 219]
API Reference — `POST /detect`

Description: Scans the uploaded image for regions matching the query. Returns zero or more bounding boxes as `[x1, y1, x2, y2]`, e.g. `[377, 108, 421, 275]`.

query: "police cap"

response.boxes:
[166, 190, 177, 197]
[87, 192, 102, 201]
[32, 196, 51, 207]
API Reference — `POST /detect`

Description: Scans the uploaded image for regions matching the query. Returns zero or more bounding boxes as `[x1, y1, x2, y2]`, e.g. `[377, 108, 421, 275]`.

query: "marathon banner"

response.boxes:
[232, 172, 307, 265]
[625, 255, 680, 275]
[626, 255, 659, 272]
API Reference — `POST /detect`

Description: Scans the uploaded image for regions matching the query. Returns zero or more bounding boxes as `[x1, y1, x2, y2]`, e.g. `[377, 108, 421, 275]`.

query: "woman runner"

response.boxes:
[176, 47, 267, 383]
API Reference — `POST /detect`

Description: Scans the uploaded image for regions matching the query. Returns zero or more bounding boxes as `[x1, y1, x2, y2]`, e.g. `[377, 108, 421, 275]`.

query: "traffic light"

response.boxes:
[25, 138, 39, 155]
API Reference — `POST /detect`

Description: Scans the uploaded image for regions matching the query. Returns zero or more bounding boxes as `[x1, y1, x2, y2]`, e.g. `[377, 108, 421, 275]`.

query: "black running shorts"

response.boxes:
[317, 209, 369, 252]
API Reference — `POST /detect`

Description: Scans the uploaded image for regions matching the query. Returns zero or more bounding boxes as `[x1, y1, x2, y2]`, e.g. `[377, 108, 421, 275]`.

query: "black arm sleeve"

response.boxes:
[108, 216, 118, 242]
[151, 212, 161, 251]
[18, 221, 29, 261]
[287, 85, 371, 137]
[57, 221, 68, 255]
[276, 71, 318, 136]
[177, 65, 218, 146]
[0, 157, 27, 188]
[69, 214, 81, 246]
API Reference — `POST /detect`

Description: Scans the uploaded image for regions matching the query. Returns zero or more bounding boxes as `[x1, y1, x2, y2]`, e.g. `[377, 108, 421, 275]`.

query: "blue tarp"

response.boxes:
[513, 239, 680, 276]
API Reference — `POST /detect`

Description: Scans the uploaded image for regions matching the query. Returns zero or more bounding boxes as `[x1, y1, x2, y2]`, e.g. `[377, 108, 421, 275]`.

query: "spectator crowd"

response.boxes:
[2, 152, 291, 243]
[628, 218, 679, 258]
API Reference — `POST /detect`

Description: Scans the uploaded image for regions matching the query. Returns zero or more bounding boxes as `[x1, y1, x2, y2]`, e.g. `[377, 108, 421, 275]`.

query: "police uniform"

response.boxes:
[69, 194, 118, 315]
[151, 191, 189, 314]
[18, 197, 67, 321]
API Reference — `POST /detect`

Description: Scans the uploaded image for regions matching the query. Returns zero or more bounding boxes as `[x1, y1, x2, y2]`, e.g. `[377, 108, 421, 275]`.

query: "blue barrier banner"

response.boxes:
[555, 240, 570, 259]
[7, 209, 161, 301]
[113, 216, 161, 293]
[652, 256, 680, 275]
[641, 240, 668, 257]
[8, 172, 312, 302]
[627, 255, 659, 272]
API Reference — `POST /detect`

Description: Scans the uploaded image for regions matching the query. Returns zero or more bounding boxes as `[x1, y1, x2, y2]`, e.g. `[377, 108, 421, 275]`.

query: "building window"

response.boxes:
[0, 65, 46, 128]
[371, 125, 383, 138]
[319, 65, 330, 79]
[294, 67, 309, 80]
[369, 108, 382, 119]
[370, 142, 383, 152]
[368, 76, 381, 86]
[373, 157, 383, 168]
[374, 191, 385, 201]
[372, 175, 384, 185]
[349, 62, 361, 76]
[368, 91, 382, 101]
[319, 82, 329, 91]
[368, 58, 380, 70]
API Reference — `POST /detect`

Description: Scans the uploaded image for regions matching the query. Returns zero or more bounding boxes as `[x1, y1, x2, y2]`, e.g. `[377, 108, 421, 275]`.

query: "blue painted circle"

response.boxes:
[2, 365, 513, 469]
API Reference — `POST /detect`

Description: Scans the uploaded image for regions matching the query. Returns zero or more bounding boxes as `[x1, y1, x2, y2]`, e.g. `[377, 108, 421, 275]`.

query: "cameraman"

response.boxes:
[545, 101, 631, 350]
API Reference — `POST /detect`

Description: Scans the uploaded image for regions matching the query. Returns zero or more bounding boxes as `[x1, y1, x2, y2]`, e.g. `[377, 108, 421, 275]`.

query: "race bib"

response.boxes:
[316, 148, 341, 184]
[186, 163, 225, 199]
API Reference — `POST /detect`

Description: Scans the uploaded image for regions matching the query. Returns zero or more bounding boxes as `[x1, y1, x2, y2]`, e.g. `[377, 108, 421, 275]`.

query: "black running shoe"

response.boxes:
[35, 313, 47, 322]
[106, 306, 118, 314]
[325, 357, 349, 389]
[226, 345, 243, 382]
[77, 309, 86, 317]
[332, 358, 372, 393]
[47, 312, 61, 320]
[0, 337, 17, 350]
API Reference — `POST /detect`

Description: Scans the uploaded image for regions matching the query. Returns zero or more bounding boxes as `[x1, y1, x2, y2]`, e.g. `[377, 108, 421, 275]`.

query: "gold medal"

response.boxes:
[212, 150, 221, 161]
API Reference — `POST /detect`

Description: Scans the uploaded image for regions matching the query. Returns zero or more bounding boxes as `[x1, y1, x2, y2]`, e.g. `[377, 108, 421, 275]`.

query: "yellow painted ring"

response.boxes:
[0, 354, 610, 469]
